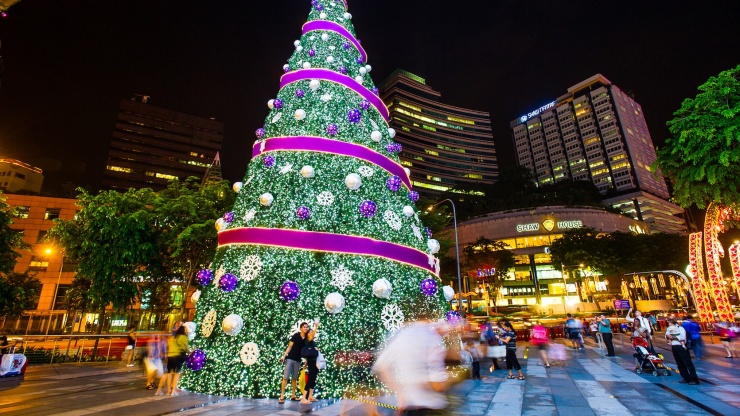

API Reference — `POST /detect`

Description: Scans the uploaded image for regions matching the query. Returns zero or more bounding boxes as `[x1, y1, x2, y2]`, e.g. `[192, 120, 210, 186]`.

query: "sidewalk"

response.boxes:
[0, 338, 738, 415]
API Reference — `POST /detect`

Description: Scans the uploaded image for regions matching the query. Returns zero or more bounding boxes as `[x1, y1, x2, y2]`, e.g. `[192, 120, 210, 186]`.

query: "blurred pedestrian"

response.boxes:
[597, 315, 615, 357]
[665, 318, 699, 384]
[301, 320, 320, 404]
[144, 335, 165, 390]
[372, 317, 451, 414]
[714, 321, 737, 358]
[124, 325, 137, 367]
[530, 323, 550, 367]
[499, 321, 524, 380]
[467, 340, 481, 379]
[565, 314, 579, 350]
[155, 325, 189, 396]
[681, 316, 703, 360]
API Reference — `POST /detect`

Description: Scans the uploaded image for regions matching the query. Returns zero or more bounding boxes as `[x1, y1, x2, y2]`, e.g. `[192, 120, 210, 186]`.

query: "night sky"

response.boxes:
[0, 0, 738, 195]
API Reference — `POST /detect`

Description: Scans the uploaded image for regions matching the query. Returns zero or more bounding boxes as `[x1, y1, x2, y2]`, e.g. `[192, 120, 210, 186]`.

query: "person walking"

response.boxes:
[279, 322, 310, 403]
[372, 317, 451, 414]
[627, 309, 654, 352]
[565, 314, 579, 350]
[124, 325, 137, 367]
[144, 335, 165, 390]
[499, 321, 524, 380]
[301, 320, 320, 404]
[530, 323, 551, 367]
[681, 316, 703, 360]
[155, 325, 189, 396]
[665, 318, 699, 385]
[715, 321, 737, 358]
[597, 314, 616, 357]
[467, 340, 481, 379]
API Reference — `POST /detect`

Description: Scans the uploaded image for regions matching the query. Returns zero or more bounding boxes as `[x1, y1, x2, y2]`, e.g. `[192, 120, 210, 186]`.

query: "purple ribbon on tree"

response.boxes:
[302, 20, 366, 63]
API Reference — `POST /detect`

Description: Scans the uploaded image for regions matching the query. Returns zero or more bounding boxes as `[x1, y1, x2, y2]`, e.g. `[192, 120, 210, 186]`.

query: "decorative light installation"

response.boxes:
[729, 243, 740, 295]
[703, 204, 733, 321]
[688, 232, 713, 321]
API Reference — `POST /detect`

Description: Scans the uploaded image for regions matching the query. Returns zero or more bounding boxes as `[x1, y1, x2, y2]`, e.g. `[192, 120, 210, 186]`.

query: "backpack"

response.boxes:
[531, 326, 548, 345]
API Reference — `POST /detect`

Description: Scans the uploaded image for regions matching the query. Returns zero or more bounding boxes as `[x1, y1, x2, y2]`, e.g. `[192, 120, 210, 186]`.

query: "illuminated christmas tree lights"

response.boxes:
[179, 0, 447, 398]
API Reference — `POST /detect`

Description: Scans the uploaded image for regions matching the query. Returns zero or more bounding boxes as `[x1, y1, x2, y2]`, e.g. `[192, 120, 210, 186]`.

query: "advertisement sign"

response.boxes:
[613, 299, 631, 310]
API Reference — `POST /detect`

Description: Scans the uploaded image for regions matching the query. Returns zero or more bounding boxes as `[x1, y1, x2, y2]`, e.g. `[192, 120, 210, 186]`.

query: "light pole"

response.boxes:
[560, 263, 583, 315]
[45, 247, 64, 337]
[428, 199, 463, 316]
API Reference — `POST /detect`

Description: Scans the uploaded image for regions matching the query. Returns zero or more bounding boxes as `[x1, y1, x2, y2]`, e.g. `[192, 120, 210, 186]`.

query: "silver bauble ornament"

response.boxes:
[403, 206, 414, 217]
[309, 79, 321, 91]
[372, 278, 393, 299]
[183, 322, 197, 341]
[443, 286, 455, 302]
[222, 314, 244, 336]
[232, 182, 243, 193]
[303, 62, 312, 69]
[259, 193, 274, 207]
[324, 292, 346, 314]
[388, 128, 397, 138]
[321, 33, 330, 41]
[371, 130, 382, 142]
[345, 173, 362, 190]
[215, 217, 225, 231]
[267, 99, 275, 109]
[294, 109, 307, 121]
[427, 239, 441, 254]
[301, 165, 315, 178]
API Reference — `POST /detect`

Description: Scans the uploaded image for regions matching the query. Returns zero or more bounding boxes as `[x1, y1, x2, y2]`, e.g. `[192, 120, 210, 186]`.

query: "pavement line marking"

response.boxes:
[48, 395, 171, 415]
[654, 383, 725, 416]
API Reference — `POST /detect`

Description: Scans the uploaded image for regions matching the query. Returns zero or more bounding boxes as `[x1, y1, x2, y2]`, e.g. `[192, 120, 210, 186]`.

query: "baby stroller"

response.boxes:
[632, 337, 670, 376]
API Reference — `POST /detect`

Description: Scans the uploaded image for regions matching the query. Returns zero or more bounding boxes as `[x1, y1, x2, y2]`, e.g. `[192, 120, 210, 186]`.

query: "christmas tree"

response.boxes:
[180, 0, 449, 398]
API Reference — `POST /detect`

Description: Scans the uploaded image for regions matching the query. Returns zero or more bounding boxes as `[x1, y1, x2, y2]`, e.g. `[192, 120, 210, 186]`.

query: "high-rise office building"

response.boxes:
[102, 95, 224, 191]
[0, 158, 44, 194]
[509, 74, 686, 234]
[380, 69, 498, 196]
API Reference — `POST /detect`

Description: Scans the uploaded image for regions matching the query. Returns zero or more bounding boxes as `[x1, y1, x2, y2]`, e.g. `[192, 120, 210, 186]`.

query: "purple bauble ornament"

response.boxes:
[343, 42, 351, 50]
[347, 109, 362, 123]
[372, 87, 379, 96]
[283, 65, 291, 73]
[186, 349, 206, 371]
[425, 227, 433, 238]
[394, 143, 403, 153]
[280, 281, 300, 301]
[315, 3, 323, 11]
[356, 57, 365, 64]
[326, 123, 339, 136]
[386, 143, 399, 153]
[219, 273, 238, 292]
[273, 99, 284, 110]
[408, 191, 420, 202]
[263, 155, 276, 167]
[296, 206, 311, 220]
[308, 49, 316, 57]
[223, 212, 234, 223]
[386, 176, 402, 192]
[339, 66, 347, 75]
[296, 89, 305, 98]
[420, 278, 438, 296]
[359, 200, 377, 218]
[255, 127, 265, 139]
[446, 310, 461, 324]
[311, 0, 318, 6]
[196, 269, 214, 286]
[360, 99, 371, 111]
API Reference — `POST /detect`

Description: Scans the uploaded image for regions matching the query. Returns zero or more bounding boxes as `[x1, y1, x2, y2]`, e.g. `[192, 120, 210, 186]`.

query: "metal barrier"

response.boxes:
[4, 332, 167, 365]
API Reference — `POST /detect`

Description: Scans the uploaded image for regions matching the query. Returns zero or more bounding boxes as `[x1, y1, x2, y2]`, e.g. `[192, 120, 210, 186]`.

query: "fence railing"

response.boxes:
[5, 332, 167, 365]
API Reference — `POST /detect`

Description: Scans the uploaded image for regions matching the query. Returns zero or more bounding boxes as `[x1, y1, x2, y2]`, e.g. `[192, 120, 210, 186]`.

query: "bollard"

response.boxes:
[106, 338, 112, 362]
[50, 338, 58, 364]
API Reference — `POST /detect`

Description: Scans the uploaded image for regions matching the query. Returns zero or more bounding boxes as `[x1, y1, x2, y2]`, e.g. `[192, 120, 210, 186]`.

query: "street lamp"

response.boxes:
[560, 263, 583, 314]
[428, 199, 463, 316]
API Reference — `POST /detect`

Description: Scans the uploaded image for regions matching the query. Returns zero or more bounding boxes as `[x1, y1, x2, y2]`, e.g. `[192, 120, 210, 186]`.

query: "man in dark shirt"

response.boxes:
[279, 322, 309, 403]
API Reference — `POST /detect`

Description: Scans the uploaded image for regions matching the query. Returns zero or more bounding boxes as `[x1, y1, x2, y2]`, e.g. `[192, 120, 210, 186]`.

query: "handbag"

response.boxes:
[316, 351, 326, 370]
[301, 341, 319, 358]
[487, 345, 506, 358]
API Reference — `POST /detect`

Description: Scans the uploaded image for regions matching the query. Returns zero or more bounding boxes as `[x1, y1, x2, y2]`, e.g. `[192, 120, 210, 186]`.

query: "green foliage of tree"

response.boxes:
[462, 236, 516, 312]
[0, 192, 29, 275]
[655, 64, 740, 209]
[0, 271, 42, 317]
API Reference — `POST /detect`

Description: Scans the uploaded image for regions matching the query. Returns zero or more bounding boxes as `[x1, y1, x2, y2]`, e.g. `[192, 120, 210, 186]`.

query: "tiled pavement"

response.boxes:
[0, 335, 738, 415]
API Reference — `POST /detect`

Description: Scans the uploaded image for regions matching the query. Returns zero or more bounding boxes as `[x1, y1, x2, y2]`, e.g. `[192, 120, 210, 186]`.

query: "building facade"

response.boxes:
[509, 74, 686, 234]
[451, 206, 666, 313]
[0, 158, 44, 194]
[101, 95, 224, 191]
[380, 69, 498, 196]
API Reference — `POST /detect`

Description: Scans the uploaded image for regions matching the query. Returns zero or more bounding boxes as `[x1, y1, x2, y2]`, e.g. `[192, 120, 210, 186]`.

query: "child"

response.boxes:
[467, 341, 481, 379]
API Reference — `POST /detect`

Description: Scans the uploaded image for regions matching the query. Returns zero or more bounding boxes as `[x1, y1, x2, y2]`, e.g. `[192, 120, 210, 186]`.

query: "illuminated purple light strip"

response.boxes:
[280, 69, 389, 121]
[219, 227, 437, 275]
[252, 136, 411, 190]
[302, 20, 366, 63]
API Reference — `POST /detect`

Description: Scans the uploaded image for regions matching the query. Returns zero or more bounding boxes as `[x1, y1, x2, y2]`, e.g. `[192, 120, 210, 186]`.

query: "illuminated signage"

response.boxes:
[543, 219, 555, 232]
[516, 223, 540, 232]
[629, 224, 646, 234]
[519, 100, 557, 123]
[557, 220, 583, 229]
[111, 319, 128, 327]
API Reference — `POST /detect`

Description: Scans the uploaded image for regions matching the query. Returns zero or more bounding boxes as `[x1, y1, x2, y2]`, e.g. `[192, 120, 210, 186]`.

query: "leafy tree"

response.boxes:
[462, 236, 516, 312]
[0, 192, 29, 275]
[47, 187, 160, 336]
[655, 64, 740, 209]
[64, 275, 98, 333]
[0, 271, 42, 318]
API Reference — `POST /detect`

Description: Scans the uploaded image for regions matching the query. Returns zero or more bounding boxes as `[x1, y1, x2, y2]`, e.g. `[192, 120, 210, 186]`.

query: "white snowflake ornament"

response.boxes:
[383, 210, 403, 231]
[320, 94, 333, 103]
[271, 112, 282, 123]
[317, 191, 335, 206]
[412, 224, 423, 241]
[201, 309, 217, 337]
[243, 208, 257, 222]
[280, 163, 294, 174]
[381, 304, 404, 331]
[239, 255, 263, 282]
[358, 166, 374, 177]
[240, 342, 260, 366]
[330, 265, 355, 290]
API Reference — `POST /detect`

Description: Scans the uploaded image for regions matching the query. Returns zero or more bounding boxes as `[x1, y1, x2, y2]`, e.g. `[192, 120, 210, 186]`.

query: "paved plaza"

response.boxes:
[0, 335, 738, 416]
